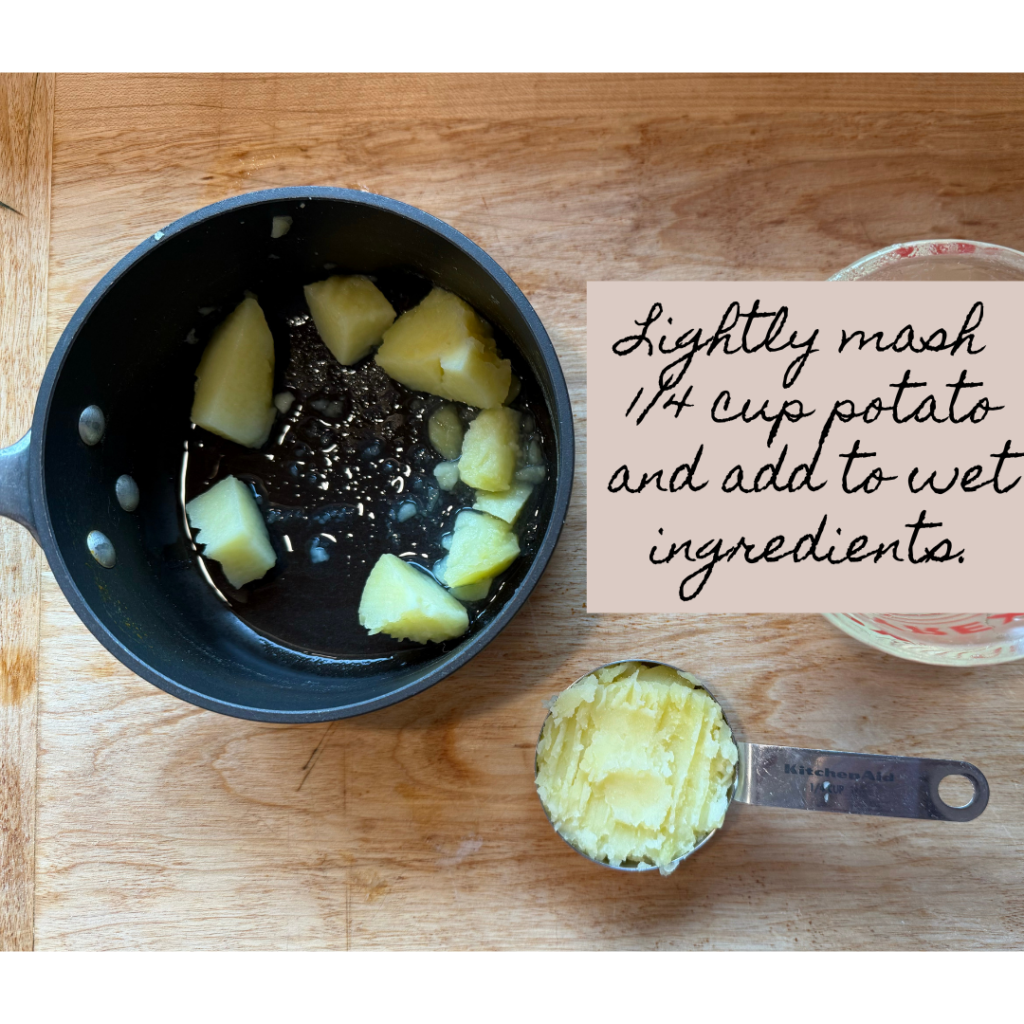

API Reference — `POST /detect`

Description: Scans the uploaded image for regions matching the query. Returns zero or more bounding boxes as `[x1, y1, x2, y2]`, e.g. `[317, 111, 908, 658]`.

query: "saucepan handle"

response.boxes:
[0, 431, 39, 543]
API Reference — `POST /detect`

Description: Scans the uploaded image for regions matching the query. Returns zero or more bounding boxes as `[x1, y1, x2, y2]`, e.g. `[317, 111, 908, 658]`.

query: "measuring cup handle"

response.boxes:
[733, 743, 989, 821]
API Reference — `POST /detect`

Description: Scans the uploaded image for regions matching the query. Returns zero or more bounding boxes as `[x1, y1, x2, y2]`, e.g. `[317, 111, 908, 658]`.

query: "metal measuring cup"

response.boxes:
[535, 660, 990, 873]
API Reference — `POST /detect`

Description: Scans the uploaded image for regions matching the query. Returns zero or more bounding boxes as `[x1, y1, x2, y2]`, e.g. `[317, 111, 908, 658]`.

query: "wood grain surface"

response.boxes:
[0, 73, 52, 952]
[5, 73, 1024, 949]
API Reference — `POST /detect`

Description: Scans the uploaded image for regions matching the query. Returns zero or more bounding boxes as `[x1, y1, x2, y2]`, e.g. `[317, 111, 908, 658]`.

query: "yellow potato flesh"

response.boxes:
[191, 297, 276, 449]
[433, 460, 460, 491]
[535, 663, 738, 874]
[473, 482, 532, 524]
[185, 475, 277, 589]
[304, 274, 396, 366]
[428, 403, 464, 460]
[442, 510, 519, 588]
[458, 407, 520, 492]
[449, 578, 491, 602]
[358, 553, 469, 644]
[375, 288, 511, 408]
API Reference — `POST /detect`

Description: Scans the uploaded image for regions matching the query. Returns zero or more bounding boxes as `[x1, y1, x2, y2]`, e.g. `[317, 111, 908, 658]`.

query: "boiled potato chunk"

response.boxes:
[433, 460, 461, 491]
[375, 288, 511, 408]
[359, 553, 469, 644]
[473, 482, 532, 525]
[428, 403, 464, 460]
[185, 475, 277, 588]
[191, 297, 276, 448]
[304, 274, 396, 366]
[443, 510, 520, 588]
[458, 407, 521, 492]
[449, 578, 491, 602]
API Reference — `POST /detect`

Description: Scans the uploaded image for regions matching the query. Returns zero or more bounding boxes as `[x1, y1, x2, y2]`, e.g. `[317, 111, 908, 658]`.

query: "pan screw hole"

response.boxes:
[79, 405, 105, 445]
[87, 530, 116, 568]
[938, 773, 976, 808]
[115, 474, 140, 511]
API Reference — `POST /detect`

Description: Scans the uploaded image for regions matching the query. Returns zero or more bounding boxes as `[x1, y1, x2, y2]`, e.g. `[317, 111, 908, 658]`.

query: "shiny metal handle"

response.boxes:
[0, 431, 39, 541]
[734, 743, 989, 822]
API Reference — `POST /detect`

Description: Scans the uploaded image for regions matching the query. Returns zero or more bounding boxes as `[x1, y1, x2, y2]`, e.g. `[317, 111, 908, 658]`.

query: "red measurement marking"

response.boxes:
[871, 630, 912, 643]
[986, 613, 1024, 624]
[951, 621, 992, 634]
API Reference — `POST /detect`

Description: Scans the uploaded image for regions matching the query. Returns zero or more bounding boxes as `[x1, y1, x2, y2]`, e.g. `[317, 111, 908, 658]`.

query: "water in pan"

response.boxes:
[181, 268, 549, 660]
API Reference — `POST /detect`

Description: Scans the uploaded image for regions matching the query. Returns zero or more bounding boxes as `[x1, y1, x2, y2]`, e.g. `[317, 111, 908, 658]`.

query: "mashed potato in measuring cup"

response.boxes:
[535, 662, 738, 873]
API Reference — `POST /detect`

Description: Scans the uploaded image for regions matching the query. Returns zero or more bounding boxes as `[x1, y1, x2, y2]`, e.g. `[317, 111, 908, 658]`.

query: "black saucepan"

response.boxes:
[0, 187, 574, 721]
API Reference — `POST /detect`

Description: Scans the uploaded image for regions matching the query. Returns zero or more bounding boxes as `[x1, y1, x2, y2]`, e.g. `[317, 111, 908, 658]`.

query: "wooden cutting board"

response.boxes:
[2, 72, 1023, 950]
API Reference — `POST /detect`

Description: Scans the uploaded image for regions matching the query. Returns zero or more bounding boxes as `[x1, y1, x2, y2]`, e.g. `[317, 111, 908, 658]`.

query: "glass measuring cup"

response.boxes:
[535, 661, 989, 873]
[826, 239, 1024, 664]
[824, 613, 1024, 665]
